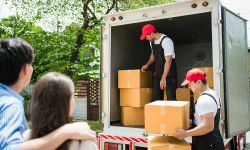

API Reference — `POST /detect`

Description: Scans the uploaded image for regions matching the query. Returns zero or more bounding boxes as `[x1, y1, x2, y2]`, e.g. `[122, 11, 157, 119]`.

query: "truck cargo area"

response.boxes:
[109, 12, 213, 126]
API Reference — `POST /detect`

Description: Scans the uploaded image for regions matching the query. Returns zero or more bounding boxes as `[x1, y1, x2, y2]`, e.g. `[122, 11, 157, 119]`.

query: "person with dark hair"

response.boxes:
[173, 68, 223, 150]
[23, 72, 97, 150]
[140, 24, 177, 101]
[0, 38, 95, 150]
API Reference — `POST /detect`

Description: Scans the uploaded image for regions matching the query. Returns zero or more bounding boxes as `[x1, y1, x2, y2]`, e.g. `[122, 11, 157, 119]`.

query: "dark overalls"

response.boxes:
[192, 93, 224, 150]
[151, 36, 177, 101]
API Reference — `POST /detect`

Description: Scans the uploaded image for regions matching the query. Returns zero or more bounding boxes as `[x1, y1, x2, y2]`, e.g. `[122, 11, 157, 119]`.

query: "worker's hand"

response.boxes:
[63, 122, 96, 141]
[160, 78, 166, 90]
[141, 64, 148, 72]
[173, 129, 187, 140]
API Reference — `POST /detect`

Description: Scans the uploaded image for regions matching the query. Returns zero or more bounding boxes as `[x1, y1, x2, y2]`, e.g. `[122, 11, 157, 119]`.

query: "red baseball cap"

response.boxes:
[181, 68, 206, 86]
[140, 24, 156, 40]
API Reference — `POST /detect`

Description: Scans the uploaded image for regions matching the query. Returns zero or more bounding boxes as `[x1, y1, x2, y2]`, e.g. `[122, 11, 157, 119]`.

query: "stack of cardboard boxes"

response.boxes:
[118, 70, 152, 126]
[145, 99, 191, 149]
[148, 136, 191, 150]
[118, 67, 213, 149]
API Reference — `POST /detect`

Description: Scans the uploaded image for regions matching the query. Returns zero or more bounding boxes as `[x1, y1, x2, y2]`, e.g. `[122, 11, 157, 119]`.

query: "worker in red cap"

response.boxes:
[173, 68, 223, 150]
[140, 24, 177, 101]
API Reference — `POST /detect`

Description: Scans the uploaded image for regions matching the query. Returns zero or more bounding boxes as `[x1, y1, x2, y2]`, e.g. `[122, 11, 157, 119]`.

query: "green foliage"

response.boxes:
[0, 17, 100, 83]
[88, 121, 103, 132]
[119, 0, 175, 10]
[2, 0, 175, 83]
[20, 85, 33, 118]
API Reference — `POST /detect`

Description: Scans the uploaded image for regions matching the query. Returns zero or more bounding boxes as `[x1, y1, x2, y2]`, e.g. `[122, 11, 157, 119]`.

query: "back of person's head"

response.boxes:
[0, 38, 34, 85]
[31, 72, 74, 150]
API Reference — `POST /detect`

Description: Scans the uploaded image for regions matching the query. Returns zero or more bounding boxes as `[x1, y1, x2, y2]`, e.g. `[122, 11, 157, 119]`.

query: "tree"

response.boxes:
[0, 17, 99, 82]
[6, 0, 175, 80]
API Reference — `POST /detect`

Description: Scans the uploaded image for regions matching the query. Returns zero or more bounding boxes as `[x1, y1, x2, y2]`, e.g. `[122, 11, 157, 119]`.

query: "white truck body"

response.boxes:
[100, 0, 250, 149]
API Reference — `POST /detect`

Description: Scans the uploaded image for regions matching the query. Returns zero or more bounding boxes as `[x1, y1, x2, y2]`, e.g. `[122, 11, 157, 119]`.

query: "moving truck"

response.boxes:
[98, 0, 250, 149]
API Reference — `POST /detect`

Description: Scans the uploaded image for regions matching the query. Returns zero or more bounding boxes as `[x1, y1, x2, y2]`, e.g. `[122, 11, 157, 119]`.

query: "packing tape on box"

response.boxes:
[126, 82, 131, 87]
[160, 124, 166, 134]
[169, 145, 175, 150]
[160, 106, 166, 115]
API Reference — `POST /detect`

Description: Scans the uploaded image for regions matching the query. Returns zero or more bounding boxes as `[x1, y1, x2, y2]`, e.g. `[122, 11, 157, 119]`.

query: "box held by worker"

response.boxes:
[145, 101, 190, 135]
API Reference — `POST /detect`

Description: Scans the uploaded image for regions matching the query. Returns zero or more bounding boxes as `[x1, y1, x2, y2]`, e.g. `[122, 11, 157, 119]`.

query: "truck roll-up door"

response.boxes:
[222, 7, 250, 138]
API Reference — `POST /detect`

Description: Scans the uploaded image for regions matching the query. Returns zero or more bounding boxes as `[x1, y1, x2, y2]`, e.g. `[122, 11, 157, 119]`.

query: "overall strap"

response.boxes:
[159, 35, 168, 46]
[201, 93, 221, 108]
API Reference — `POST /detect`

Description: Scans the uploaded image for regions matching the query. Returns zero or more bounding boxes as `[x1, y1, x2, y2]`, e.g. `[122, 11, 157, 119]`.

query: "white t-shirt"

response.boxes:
[194, 89, 221, 125]
[150, 33, 175, 59]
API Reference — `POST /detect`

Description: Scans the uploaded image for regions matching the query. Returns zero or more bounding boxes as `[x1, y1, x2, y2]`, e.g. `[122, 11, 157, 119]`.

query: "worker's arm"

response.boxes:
[173, 112, 214, 139]
[18, 122, 96, 150]
[141, 52, 155, 71]
[160, 55, 172, 89]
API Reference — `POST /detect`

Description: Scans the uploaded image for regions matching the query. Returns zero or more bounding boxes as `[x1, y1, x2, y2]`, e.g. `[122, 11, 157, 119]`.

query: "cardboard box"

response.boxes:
[121, 107, 144, 126]
[145, 101, 190, 135]
[176, 88, 190, 101]
[120, 88, 152, 107]
[118, 70, 152, 88]
[197, 67, 213, 87]
[148, 136, 191, 150]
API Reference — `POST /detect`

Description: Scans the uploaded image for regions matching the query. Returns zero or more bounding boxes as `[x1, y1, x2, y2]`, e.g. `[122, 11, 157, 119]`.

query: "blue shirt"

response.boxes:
[0, 83, 29, 150]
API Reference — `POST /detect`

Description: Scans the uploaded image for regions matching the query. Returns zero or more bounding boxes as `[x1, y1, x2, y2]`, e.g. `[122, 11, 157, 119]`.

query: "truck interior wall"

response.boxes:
[248, 51, 250, 77]
[110, 12, 212, 124]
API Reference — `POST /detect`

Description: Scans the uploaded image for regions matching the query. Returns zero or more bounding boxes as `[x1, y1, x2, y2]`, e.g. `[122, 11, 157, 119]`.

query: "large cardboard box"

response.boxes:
[118, 70, 152, 88]
[120, 88, 152, 107]
[176, 88, 190, 101]
[197, 67, 213, 87]
[121, 107, 144, 126]
[148, 136, 191, 150]
[145, 101, 190, 135]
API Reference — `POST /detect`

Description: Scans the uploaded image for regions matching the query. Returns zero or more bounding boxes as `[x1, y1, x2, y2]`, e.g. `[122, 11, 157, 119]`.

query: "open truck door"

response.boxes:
[222, 7, 250, 139]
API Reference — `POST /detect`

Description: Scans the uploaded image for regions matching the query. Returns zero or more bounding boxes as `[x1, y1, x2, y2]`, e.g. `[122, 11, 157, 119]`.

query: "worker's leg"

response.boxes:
[166, 77, 177, 100]
[152, 76, 163, 101]
[192, 141, 224, 150]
